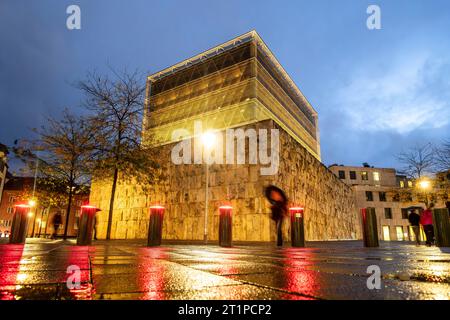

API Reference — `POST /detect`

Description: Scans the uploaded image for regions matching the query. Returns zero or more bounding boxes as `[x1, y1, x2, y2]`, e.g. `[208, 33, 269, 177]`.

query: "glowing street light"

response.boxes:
[418, 178, 432, 206]
[28, 199, 37, 207]
[201, 131, 216, 243]
[418, 179, 431, 190]
[201, 131, 216, 150]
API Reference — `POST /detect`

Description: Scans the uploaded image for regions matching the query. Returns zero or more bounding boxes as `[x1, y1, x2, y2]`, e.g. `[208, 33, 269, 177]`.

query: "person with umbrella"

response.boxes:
[264, 185, 288, 247]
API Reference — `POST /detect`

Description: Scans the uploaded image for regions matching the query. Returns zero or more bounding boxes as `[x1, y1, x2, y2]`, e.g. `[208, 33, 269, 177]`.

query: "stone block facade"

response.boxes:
[90, 120, 361, 242]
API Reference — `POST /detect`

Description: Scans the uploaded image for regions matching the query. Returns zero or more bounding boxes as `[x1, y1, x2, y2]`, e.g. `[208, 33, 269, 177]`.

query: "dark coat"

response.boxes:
[408, 212, 420, 226]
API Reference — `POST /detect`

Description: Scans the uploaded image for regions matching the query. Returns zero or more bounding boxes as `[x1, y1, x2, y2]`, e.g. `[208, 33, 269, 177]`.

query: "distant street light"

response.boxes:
[29, 199, 38, 237]
[418, 180, 431, 190]
[201, 131, 216, 243]
[418, 178, 432, 206]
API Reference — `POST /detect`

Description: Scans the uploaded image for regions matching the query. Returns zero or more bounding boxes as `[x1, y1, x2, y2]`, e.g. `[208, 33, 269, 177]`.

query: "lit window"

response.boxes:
[383, 226, 390, 241]
[396, 226, 404, 241]
[361, 172, 368, 181]
[407, 181, 413, 188]
[400, 181, 405, 188]
[373, 172, 380, 181]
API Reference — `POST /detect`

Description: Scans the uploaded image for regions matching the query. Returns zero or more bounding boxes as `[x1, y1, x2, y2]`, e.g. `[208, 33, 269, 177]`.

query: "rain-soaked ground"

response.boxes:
[0, 238, 449, 300]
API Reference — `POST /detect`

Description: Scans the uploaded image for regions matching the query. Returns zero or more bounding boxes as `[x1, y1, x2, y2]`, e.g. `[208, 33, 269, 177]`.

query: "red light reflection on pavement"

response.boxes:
[280, 249, 318, 300]
[63, 245, 94, 299]
[136, 247, 167, 300]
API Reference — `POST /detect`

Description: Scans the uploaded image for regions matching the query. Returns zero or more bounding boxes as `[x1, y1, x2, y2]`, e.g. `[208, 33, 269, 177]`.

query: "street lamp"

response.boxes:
[28, 199, 38, 237]
[201, 131, 216, 243]
[418, 178, 431, 206]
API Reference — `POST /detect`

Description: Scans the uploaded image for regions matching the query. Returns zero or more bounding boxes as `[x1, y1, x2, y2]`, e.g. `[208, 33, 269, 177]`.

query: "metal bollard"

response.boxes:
[77, 205, 100, 246]
[433, 208, 450, 247]
[219, 205, 232, 247]
[147, 205, 164, 247]
[9, 203, 31, 244]
[362, 208, 379, 247]
[289, 207, 305, 247]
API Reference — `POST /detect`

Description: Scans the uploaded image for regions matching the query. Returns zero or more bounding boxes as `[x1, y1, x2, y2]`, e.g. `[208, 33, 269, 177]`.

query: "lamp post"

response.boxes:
[418, 178, 431, 207]
[29, 199, 37, 237]
[201, 131, 216, 243]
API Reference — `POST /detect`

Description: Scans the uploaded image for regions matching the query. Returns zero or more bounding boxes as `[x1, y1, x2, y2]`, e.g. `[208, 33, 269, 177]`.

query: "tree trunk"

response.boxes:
[106, 167, 119, 240]
[63, 182, 74, 240]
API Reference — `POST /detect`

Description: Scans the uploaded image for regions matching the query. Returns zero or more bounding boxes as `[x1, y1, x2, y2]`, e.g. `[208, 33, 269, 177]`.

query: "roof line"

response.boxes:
[147, 30, 318, 116]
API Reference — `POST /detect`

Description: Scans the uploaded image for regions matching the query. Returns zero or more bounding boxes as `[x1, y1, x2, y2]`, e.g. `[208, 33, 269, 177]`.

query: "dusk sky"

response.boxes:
[1, 0, 449, 172]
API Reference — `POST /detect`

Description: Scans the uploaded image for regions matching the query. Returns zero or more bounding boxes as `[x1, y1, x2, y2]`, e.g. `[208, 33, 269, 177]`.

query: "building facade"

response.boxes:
[90, 31, 361, 242]
[0, 143, 8, 211]
[329, 165, 424, 241]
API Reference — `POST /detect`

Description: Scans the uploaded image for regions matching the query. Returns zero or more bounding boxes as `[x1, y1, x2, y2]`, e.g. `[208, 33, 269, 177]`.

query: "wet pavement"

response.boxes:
[0, 238, 449, 300]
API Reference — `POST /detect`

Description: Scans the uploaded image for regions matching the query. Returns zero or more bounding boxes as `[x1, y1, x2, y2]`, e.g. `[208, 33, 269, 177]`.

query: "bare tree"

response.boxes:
[78, 69, 159, 240]
[396, 143, 435, 179]
[13, 109, 96, 239]
[435, 140, 450, 172]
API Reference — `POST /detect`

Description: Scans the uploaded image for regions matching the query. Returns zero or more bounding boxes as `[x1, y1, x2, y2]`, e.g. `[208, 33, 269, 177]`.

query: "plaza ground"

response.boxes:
[0, 238, 449, 300]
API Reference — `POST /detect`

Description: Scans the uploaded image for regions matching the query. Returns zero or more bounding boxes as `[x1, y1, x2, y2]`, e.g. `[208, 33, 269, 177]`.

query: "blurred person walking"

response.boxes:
[264, 185, 288, 247]
[408, 208, 421, 245]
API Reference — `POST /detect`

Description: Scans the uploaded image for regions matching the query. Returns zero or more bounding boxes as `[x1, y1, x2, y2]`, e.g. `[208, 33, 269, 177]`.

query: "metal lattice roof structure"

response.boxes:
[148, 30, 318, 118]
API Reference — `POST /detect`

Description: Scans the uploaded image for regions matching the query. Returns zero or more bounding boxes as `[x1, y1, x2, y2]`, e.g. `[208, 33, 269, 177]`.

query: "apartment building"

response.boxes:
[329, 165, 424, 241]
[0, 143, 8, 210]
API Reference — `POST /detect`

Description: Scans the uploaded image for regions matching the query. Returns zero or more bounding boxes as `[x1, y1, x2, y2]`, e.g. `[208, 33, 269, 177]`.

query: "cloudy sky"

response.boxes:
[1, 0, 449, 171]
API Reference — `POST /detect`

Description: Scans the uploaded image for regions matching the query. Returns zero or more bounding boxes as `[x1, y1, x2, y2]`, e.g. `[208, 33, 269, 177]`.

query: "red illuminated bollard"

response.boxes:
[147, 205, 164, 247]
[361, 208, 379, 247]
[289, 207, 305, 247]
[77, 205, 100, 246]
[219, 205, 232, 247]
[9, 203, 31, 244]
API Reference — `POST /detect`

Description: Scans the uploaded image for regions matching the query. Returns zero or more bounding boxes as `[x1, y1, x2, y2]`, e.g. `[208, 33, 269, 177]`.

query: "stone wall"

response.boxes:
[90, 120, 361, 241]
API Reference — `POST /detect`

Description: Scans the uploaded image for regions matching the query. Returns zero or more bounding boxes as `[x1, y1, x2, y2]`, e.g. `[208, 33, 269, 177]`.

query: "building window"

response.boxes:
[8, 196, 15, 203]
[407, 181, 413, 188]
[350, 171, 356, 180]
[383, 226, 390, 241]
[384, 208, 393, 219]
[361, 171, 368, 181]
[401, 208, 409, 219]
[379, 192, 387, 202]
[365, 191, 373, 201]
[6, 207, 14, 214]
[338, 170, 345, 179]
[396, 226, 404, 241]
[399, 181, 405, 188]
[373, 172, 380, 181]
